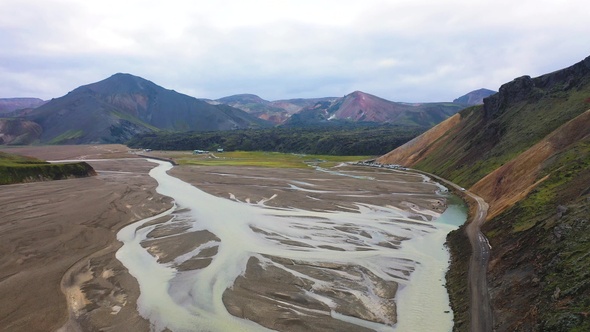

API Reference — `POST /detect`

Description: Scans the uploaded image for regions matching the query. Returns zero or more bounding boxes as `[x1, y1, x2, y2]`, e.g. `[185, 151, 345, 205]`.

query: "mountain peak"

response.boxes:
[105, 72, 149, 85]
[217, 94, 268, 104]
[348, 90, 373, 98]
[71, 72, 161, 96]
[453, 88, 496, 105]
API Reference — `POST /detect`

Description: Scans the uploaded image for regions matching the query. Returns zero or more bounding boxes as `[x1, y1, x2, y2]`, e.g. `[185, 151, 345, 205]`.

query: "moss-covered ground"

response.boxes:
[0, 151, 96, 185]
[481, 137, 590, 331]
[160, 150, 372, 169]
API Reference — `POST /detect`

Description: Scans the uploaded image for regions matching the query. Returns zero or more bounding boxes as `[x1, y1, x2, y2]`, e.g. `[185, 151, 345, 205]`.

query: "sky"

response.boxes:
[1, 0, 589, 102]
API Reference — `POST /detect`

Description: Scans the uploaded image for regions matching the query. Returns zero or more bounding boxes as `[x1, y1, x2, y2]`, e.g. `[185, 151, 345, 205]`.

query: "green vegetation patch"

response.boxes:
[0, 151, 47, 166]
[508, 139, 590, 233]
[0, 151, 95, 185]
[127, 124, 424, 156]
[110, 110, 160, 131]
[47, 129, 84, 145]
[415, 78, 590, 188]
[481, 137, 590, 331]
[445, 226, 472, 331]
[174, 151, 371, 169]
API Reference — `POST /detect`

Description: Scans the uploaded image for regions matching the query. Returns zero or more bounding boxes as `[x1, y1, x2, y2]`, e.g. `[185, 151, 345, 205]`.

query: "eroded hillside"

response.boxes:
[472, 109, 590, 219]
[378, 56, 590, 189]
[377, 55, 590, 331]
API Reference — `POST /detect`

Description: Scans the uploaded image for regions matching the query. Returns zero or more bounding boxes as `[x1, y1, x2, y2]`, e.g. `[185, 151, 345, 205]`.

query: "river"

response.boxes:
[116, 159, 466, 331]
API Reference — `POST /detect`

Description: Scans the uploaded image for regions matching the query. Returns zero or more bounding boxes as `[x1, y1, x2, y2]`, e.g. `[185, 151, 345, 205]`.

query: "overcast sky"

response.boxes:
[1, 0, 589, 102]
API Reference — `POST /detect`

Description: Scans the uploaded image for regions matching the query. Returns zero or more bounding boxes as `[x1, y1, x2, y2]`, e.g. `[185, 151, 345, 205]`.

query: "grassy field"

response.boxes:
[151, 150, 373, 169]
[0, 151, 47, 165]
[0, 151, 95, 185]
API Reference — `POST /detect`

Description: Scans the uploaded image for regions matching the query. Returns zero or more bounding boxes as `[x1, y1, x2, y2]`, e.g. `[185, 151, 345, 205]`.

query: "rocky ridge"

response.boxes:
[377, 54, 590, 331]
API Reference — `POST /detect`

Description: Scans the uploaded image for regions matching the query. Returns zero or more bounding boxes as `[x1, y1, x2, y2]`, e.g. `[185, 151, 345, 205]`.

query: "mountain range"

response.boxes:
[0, 98, 46, 114]
[0, 75, 493, 145]
[209, 89, 492, 127]
[16, 74, 271, 145]
[378, 55, 590, 331]
[281, 91, 469, 127]
[206, 94, 337, 124]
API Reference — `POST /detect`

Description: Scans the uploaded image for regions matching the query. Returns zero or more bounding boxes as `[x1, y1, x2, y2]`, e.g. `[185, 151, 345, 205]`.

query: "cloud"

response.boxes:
[1, 0, 589, 102]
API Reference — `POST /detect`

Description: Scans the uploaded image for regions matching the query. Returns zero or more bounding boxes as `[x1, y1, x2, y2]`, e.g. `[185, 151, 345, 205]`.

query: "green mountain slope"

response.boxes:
[481, 132, 590, 331]
[377, 55, 590, 331]
[380, 56, 590, 188]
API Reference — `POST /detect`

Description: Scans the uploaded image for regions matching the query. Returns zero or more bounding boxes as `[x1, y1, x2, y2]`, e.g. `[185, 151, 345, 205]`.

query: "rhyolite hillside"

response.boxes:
[378, 55, 590, 331]
[281, 91, 467, 127]
[213, 90, 490, 127]
[209, 94, 336, 125]
[0, 119, 42, 145]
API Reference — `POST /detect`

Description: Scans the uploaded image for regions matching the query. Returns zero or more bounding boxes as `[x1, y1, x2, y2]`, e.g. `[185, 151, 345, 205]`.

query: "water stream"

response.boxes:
[116, 159, 466, 331]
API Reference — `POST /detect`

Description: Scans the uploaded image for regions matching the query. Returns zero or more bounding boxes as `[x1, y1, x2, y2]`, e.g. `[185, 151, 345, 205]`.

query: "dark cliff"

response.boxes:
[483, 56, 590, 118]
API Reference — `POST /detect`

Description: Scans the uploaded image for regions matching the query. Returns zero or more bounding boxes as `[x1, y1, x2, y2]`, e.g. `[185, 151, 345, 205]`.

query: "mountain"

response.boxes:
[209, 94, 338, 125]
[0, 98, 46, 114]
[211, 94, 295, 124]
[282, 91, 466, 127]
[0, 75, 496, 145]
[210, 90, 492, 127]
[0, 119, 42, 145]
[377, 55, 590, 331]
[452, 88, 496, 105]
[22, 73, 271, 144]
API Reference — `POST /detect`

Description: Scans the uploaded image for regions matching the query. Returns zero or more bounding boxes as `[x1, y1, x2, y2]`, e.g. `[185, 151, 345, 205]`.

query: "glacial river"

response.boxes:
[116, 159, 466, 331]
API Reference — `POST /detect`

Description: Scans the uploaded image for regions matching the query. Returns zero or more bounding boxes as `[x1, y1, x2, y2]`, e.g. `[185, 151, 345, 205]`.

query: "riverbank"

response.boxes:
[1, 145, 465, 331]
[445, 225, 472, 332]
[118, 162, 462, 331]
[0, 145, 172, 331]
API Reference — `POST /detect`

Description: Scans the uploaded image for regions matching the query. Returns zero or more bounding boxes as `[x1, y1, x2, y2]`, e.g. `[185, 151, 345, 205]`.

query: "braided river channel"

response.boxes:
[116, 159, 466, 331]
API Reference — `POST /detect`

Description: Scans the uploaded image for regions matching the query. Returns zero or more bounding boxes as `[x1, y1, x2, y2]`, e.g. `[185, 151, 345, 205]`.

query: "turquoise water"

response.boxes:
[436, 194, 468, 227]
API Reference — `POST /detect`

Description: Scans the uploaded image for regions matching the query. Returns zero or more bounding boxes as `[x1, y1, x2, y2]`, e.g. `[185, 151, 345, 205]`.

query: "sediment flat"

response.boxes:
[0, 145, 450, 331]
[0, 145, 172, 331]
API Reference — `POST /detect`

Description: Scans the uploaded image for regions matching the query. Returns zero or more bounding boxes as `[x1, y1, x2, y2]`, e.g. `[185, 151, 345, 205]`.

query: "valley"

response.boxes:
[2, 1, 589, 331]
[1, 50, 588, 332]
[0, 145, 465, 331]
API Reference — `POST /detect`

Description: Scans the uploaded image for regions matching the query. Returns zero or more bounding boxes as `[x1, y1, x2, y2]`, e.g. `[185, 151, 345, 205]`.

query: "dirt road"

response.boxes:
[465, 194, 493, 332]
[407, 170, 493, 332]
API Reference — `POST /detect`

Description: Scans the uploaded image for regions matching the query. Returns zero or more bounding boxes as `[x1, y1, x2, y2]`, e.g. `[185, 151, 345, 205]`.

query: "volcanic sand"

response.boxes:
[0, 145, 446, 331]
[0, 145, 172, 331]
